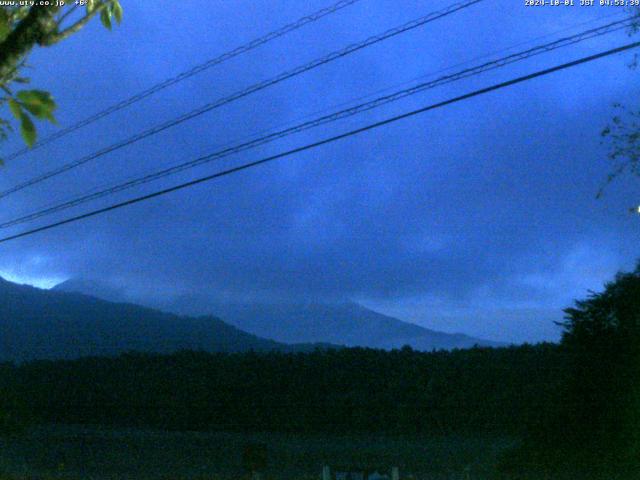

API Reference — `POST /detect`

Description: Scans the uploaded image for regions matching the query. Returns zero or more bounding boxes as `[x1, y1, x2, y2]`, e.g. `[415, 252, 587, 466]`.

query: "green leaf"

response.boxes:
[100, 7, 112, 30]
[16, 89, 55, 109]
[112, 1, 123, 24]
[18, 112, 36, 147]
[8, 99, 22, 120]
[0, 9, 10, 42]
[8, 98, 37, 147]
[16, 90, 56, 123]
[21, 102, 56, 122]
[9, 104, 36, 147]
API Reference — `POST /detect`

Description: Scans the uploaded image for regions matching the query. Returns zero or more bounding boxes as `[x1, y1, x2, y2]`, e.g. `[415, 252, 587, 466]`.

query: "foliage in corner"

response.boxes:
[0, 1, 123, 157]
[598, 103, 640, 198]
[599, 6, 640, 198]
[558, 263, 640, 468]
[498, 262, 640, 477]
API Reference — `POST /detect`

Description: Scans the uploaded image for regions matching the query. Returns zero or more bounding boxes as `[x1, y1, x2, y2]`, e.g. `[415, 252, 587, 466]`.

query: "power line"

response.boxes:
[2, 0, 364, 161]
[1, 40, 637, 245]
[0, 0, 484, 199]
[32, 0, 614, 223]
[0, 17, 633, 229]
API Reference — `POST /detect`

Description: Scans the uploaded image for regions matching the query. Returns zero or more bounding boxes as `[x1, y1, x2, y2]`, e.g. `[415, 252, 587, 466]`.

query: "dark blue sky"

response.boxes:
[0, 0, 638, 343]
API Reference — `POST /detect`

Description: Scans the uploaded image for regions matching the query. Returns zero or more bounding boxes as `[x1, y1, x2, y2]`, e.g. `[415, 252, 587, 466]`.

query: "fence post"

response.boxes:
[391, 466, 400, 480]
[322, 465, 331, 480]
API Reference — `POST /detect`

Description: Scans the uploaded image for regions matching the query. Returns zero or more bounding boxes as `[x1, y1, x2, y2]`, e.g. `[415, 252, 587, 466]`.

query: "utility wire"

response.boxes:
[0, 40, 637, 245]
[0, 17, 633, 229]
[2, 0, 364, 161]
[36, 0, 621, 218]
[8, 12, 631, 221]
[0, 0, 484, 199]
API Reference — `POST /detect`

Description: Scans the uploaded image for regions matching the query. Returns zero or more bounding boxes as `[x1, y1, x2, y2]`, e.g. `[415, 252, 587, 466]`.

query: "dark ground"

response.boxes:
[0, 425, 515, 479]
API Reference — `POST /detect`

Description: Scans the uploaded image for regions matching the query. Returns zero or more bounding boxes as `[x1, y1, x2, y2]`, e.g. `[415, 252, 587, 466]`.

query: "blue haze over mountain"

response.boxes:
[53, 278, 503, 350]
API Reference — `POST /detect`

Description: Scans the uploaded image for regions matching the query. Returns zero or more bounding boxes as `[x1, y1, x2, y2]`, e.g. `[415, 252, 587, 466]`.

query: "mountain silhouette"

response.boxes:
[54, 278, 502, 351]
[1, 277, 322, 362]
[206, 301, 503, 350]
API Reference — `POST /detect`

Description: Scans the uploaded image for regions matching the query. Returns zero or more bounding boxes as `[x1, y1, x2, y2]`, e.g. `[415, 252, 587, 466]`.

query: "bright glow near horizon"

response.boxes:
[0, 269, 67, 289]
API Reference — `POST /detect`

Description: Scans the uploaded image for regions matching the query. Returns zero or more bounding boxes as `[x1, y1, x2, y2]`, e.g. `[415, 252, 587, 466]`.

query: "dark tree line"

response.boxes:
[0, 343, 566, 436]
[501, 263, 640, 477]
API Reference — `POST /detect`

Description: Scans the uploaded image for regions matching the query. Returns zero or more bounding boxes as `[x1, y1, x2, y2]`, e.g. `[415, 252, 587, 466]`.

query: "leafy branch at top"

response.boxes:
[0, 1, 123, 154]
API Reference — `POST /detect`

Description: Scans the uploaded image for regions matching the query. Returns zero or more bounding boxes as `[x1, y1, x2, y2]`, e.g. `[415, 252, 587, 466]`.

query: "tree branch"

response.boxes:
[0, 5, 61, 84]
[42, 4, 106, 46]
[56, 4, 79, 27]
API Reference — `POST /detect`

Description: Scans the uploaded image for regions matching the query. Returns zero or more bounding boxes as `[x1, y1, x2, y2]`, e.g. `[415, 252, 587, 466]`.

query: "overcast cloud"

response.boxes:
[0, 0, 638, 343]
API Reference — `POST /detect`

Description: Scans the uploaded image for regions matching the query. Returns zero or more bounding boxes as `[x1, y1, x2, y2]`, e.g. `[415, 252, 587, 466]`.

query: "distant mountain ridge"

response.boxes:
[53, 278, 129, 304]
[206, 301, 502, 350]
[0, 277, 324, 362]
[54, 278, 503, 351]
